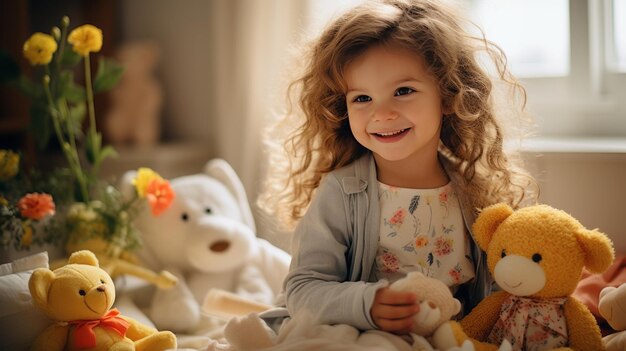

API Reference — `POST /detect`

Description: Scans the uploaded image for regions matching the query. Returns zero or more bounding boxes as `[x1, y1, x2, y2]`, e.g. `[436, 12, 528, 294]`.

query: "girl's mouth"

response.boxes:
[371, 128, 410, 142]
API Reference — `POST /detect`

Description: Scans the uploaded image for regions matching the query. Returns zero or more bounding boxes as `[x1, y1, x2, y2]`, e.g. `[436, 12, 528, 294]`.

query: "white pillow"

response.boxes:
[0, 251, 52, 351]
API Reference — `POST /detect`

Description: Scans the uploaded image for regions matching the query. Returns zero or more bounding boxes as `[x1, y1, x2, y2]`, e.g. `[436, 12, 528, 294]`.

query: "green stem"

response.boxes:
[83, 54, 102, 182]
[61, 98, 79, 165]
[84, 54, 97, 138]
[43, 70, 89, 202]
[59, 98, 87, 200]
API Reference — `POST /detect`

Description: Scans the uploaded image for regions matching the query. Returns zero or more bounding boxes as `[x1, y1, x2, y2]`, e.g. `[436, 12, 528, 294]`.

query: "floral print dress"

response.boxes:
[373, 182, 475, 288]
[487, 295, 568, 351]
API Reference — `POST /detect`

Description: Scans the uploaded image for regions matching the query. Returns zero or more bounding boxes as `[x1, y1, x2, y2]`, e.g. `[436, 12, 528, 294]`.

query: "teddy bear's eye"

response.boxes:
[79, 289, 86, 296]
[205, 207, 212, 214]
[100, 279, 105, 284]
[181, 213, 189, 221]
[501, 249, 506, 258]
[532, 253, 542, 263]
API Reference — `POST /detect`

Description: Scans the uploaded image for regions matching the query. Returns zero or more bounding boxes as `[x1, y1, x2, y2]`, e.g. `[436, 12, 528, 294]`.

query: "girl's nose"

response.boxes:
[373, 102, 398, 121]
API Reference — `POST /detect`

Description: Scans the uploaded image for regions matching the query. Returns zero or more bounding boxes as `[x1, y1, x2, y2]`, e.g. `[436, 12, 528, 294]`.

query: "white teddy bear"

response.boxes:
[121, 159, 290, 333]
[599, 283, 626, 351]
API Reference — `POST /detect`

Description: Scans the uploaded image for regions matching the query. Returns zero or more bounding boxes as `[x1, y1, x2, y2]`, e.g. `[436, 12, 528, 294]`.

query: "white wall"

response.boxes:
[523, 145, 626, 255]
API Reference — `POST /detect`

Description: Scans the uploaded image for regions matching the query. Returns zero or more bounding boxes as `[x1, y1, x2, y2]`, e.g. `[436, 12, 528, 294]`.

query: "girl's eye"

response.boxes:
[395, 87, 415, 96]
[353, 95, 371, 103]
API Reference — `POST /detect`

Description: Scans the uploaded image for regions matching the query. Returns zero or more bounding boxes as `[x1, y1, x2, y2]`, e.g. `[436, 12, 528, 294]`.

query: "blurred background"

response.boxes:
[1, 0, 625, 252]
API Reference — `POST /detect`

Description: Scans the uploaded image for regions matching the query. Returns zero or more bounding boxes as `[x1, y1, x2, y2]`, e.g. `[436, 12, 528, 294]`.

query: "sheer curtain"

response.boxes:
[209, 0, 307, 247]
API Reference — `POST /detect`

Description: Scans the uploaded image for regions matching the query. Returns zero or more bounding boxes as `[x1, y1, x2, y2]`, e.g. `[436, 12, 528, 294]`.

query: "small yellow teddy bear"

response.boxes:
[433, 203, 615, 351]
[29, 250, 177, 351]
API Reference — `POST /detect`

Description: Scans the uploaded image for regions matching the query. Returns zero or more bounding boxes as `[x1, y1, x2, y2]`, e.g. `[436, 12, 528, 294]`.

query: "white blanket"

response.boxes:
[199, 312, 496, 351]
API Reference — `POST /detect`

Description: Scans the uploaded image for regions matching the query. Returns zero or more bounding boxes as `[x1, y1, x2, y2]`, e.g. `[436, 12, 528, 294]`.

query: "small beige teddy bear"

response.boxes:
[599, 283, 626, 351]
[389, 271, 462, 338]
[105, 41, 162, 146]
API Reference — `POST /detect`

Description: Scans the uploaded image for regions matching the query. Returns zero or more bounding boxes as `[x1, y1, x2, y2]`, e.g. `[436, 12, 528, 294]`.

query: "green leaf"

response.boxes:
[30, 103, 52, 149]
[68, 102, 86, 134]
[0, 50, 21, 84]
[97, 145, 118, 163]
[59, 71, 85, 103]
[92, 145, 117, 178]
[93, 57, 124, 93]
[64, 83, 85, 103]
[60, 49, 82, 67]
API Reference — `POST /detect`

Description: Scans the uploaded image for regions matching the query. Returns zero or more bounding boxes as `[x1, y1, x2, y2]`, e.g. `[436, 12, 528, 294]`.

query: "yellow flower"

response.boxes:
[22, 32, 57, 65]
[68, 24, 103, 56]
[0, 150, 19, 181]
[0, 196, 8, 207]
[133, 168, 163, 198]
[20, 222, 33, 248]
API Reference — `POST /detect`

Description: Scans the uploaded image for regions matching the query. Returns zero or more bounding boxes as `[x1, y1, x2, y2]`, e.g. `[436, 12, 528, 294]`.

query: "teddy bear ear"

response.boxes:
[472, 203, 514, 251]
[204, 158, 256, 232]
[29, 268, 55, 310]
[575, 228, 615, 274]
[68, 250, 100, 267]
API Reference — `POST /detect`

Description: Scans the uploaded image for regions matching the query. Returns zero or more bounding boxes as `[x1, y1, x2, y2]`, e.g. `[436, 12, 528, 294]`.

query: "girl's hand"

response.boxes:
[371, 287, 420, 334]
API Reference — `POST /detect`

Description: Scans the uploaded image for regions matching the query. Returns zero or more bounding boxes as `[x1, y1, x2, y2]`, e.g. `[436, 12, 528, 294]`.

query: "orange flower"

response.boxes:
[17, 193, 55, 220]
[145, 179, 175, 216]
[414, 235, 429, 248]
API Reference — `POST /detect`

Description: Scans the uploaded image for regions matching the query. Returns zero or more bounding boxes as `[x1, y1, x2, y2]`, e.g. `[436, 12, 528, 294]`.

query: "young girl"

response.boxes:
[260, 0, 537, 336]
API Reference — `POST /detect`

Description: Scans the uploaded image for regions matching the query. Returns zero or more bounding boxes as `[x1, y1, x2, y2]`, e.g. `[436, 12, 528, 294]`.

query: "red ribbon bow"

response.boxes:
[69, 308, 130, 348]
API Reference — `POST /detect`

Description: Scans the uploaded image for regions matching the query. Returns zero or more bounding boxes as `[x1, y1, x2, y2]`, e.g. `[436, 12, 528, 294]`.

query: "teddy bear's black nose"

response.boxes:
[97, 286, 105, 292]
[210, 240, 230, 252]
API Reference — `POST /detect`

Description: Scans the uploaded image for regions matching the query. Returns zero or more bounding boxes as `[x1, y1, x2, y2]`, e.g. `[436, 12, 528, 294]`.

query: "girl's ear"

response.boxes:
[472, 203, 514, 251]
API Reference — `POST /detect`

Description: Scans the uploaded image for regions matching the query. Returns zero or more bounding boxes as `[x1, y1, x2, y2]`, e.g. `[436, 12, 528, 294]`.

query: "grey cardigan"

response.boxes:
[273, 153, 492, 330]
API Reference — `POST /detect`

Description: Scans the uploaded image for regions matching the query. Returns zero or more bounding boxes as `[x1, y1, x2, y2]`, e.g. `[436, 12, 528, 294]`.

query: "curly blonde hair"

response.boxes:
[259, 0, 537, 230]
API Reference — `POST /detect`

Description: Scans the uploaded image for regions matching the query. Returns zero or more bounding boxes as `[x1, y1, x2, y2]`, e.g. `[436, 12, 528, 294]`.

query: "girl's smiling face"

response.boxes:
[344, 44, 444, 165]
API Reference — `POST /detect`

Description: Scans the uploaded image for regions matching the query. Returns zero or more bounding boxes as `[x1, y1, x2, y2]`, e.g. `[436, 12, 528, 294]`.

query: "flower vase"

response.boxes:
[0, 218, 65, 265]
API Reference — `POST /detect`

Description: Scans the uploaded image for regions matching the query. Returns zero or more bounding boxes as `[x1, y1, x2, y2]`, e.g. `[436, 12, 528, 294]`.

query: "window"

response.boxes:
[612, 0, 626, 71]
[468, 0, 569, 78]
[467, 0, 626, 137]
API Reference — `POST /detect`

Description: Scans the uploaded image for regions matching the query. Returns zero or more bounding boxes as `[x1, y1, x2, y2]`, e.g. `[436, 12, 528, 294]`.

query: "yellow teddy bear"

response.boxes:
[29, 250, 177, 351]
[433, 203, 615, 351]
